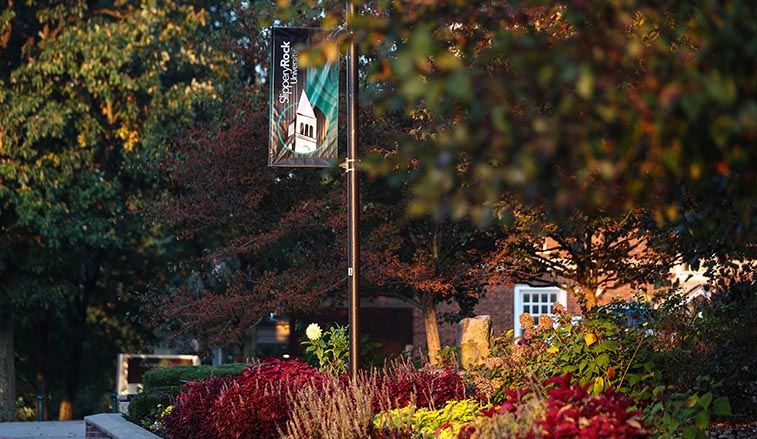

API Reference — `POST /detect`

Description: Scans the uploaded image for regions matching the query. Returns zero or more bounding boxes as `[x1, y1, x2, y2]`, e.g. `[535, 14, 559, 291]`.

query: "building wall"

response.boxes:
[411, 284, 585, 357]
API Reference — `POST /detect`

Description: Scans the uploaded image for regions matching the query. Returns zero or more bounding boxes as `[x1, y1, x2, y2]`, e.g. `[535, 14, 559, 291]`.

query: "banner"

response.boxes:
[269, 27, 339, 167]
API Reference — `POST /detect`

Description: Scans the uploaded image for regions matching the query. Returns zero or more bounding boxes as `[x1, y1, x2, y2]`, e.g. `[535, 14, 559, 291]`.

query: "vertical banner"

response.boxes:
[269, 27, 339, 167]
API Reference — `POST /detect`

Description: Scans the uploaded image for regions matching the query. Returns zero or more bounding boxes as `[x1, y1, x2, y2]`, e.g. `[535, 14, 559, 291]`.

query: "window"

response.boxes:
[513, 284, 567, 336]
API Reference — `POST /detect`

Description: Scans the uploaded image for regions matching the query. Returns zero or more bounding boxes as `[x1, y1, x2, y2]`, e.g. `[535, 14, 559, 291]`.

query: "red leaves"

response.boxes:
[538, 375, 648, 439]
[163, 359, 325, 439]
[377, 366, 467, 411]
[462, 376, 648, 439]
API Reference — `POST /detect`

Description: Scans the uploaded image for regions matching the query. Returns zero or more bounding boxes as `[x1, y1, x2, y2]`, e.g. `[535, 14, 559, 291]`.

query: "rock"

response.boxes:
[457, 315, 492, 369]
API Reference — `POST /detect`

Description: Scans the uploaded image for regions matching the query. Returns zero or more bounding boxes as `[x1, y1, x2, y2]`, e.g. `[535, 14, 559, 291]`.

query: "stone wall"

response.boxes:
[85, 413, 161, 439]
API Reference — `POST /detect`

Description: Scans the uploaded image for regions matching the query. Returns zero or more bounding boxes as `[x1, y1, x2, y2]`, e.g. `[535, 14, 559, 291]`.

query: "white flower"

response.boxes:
[305, 323, 322, 341]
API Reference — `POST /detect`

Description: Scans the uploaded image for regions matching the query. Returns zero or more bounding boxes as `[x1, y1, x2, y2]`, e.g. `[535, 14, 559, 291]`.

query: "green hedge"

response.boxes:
[126, 385, 181, 428]
[141, 363, 248, 390]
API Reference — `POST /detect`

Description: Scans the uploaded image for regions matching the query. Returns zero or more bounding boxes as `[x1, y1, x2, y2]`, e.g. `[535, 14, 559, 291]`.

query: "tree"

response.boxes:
[0, 0, 233, 419]
[484, 205, 678, 311]
[362, 206, 494, 363]
[353, 0, 754, 245]
[142, 89, 348, 347]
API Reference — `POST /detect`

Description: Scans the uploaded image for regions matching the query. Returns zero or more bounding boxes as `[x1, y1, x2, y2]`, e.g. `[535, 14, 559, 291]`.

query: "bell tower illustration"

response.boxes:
[287, 90, 318, 153]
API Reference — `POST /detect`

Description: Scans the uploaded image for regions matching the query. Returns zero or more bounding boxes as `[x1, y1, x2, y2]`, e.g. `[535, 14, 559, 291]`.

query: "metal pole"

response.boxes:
[346, 0, 360, 381]
[36, 394, 44, 422]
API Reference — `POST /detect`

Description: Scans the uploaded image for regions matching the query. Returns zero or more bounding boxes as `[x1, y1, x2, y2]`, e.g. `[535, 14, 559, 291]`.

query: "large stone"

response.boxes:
[457, 315, 492, 369]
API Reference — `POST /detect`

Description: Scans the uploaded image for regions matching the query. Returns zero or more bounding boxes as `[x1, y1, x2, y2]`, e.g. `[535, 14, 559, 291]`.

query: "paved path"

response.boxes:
[0, 421, 85, 439]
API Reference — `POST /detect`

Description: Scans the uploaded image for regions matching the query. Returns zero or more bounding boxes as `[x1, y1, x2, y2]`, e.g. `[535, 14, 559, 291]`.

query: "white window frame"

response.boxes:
[513, 284, 567, 336]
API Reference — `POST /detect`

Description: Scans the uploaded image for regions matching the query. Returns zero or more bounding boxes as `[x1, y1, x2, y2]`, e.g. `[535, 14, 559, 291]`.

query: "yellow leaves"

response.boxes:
[115, 126, 139, 152]
[593, 376, 605, 394]
[584, 333, 597, 346]
[35, 152, 60, 168]
[299, 41, 340, 67]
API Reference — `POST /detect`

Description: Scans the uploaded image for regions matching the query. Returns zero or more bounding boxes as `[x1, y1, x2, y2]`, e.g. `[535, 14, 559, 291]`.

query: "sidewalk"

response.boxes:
[0, 421, 85, 439]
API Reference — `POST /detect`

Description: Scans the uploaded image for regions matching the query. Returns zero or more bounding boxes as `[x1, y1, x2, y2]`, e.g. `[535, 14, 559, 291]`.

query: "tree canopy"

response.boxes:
[355, 0, 755, 247]
[0, 0, 234, 419]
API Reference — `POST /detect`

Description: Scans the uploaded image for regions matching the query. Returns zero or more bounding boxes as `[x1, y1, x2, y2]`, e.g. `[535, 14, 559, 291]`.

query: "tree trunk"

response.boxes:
[0, 314, 16, 421]
[579, 285, 598, 311]
[420, 291, 441, 366]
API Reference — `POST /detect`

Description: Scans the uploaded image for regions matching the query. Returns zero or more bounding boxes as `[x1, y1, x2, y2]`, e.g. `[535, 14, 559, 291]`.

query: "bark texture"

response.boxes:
[0, 316, 15, 421]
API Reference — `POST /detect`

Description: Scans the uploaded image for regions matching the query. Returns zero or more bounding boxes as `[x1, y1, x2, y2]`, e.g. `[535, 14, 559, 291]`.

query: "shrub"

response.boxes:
[237, 357, 326, 388]
[142, 363, 247, 390]
[161, 359, 327, 439]
[213, 379, 292, 439]
[482, 303, 658, 404]
[538, 374, 649, 439]
[459, 375, 649, 439]
[456, 390, 545, 439]
[651, 282, 756, 417]
[162, 375, 234, 439]
[378, 362, 468, 411]
[374, 399, 484, 439]
[537, 306, 658, 397]
[212, 359, 327, 439]
[126, 385, 181, 430]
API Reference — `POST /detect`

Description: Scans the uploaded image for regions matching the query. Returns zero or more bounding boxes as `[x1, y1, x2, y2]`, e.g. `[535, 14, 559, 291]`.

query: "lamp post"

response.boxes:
[345, 0, 360, 381]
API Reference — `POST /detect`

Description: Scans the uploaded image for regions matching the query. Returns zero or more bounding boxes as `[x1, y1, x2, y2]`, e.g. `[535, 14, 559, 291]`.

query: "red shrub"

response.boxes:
[213, 359, 326, 439]
[538, 375, 649, 439]
[163, 359, 326, 439]
[457, 376, 648, 439]
[212, 379, 292, 439]
[238, 357, 326, 387]
[163, 375, 233, 439]
[378, 366, 467, 410]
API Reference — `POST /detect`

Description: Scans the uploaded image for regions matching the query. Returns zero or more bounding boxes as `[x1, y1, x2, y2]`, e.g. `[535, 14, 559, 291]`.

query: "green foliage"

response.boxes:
[302, 323, 349, 375]
[141, 364, 247, 390]
[435, 346, 460, 368]
[650, 280, 757, 416]
[373, 399, 484, 439]
[1, 0, 235, 417]
[126, 387, 179, 431]
[354, 0, 755, 242]
[645, 381, 732, 439]
[481, 305, 658, 403]
[535, 309, 658, 396]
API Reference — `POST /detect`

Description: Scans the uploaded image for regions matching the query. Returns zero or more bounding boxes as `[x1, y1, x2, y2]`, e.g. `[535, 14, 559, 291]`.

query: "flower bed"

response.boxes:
[134, 296, 741, 439]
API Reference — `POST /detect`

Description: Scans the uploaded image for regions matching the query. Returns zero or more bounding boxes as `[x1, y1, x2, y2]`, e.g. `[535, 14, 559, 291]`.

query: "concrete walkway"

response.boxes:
[0, 421, 85, 439]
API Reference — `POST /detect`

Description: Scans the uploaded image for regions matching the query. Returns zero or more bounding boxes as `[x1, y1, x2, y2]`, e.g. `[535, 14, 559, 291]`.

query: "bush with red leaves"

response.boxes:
[162, 375, 233, 439]
[212, 379, 292, 439]
[215, 359, 326, 439]
[537, 374, 648, 439]
[238, 357, 326, 388]
[456, 375, 648, 439]
[378, 366, 467, 411]
[162, 359, 326, 439]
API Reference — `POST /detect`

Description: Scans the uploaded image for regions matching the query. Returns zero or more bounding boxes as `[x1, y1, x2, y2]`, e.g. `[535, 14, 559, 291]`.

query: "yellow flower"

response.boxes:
[547, 346, 559, 354]
[584, 333, 597, 346]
